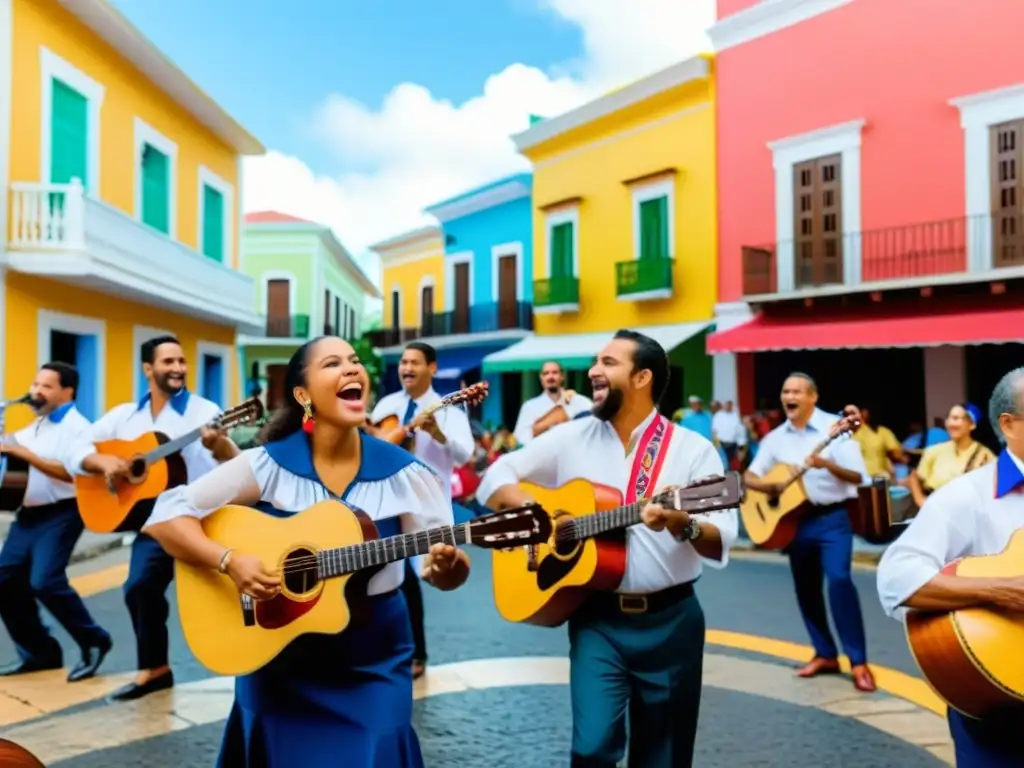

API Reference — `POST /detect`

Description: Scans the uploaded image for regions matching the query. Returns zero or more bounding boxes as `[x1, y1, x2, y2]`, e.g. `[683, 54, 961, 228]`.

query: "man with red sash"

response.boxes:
[478, 329, 739, 767]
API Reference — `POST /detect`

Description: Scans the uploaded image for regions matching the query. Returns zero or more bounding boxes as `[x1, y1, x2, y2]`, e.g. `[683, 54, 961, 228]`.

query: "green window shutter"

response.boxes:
[639, 196, 669, 260]
[550, 222, 574, 277]
[50, 79, 88, 186]
[141, 144, 170, 234]
[202, 184, 224, 262]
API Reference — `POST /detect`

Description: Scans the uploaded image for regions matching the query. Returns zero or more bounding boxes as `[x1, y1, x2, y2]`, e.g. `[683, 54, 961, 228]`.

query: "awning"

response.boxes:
[483, 322, 710, 374]
[706, 306, 1024, 354]
[432, 347, 492, 380]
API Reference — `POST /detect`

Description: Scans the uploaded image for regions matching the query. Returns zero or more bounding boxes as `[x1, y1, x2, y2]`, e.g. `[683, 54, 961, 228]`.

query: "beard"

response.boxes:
[545, 384, 559, 394]
[155, 372, 185, 396]
[593, 387, 624, 422]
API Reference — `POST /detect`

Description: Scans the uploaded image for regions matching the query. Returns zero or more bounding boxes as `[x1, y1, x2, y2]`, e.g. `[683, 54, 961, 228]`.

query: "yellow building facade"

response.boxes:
[371, 225, 446, 342]
[1, 0, 265, 429]
[482, 56, 718, 408]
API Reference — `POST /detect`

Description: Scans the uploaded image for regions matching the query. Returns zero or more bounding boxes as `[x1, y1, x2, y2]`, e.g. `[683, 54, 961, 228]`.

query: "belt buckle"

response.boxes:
[618, 595, 648, 614]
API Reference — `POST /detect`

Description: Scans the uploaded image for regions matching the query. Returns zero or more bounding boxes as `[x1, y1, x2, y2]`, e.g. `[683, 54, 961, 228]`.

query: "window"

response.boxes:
[991, 120, 1024, 267]
[50, 80, 88, 186]
[792, 154, 843, 288]
[550, 222, 574, 277]
[201, 184, 224, 261]
[349, 306, 357, 337]
[334, 295, 342, 336]
[141, 145, 170, 233]
[390, 288, 401, 329]
[638, 197, 669, 260]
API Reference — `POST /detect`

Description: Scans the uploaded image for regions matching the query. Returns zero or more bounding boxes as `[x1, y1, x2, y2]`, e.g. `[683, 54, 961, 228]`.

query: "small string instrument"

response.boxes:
[740, 415, 860, 550]
[372, 382, 488, 450]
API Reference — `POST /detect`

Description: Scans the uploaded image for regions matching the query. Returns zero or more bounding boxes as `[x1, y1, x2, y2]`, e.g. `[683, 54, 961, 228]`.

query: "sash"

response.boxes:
[626, 414, 672, 505]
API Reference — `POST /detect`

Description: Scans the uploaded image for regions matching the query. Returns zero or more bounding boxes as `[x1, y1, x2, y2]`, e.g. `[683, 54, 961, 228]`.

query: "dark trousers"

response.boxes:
[124, 532, 175, 670]
[787, 505, 868, 665]
[949, 708, 1024, 766]
[568, 589, 705, 767]
[0, 499, 110, 663]
[400, 561, 426, 662]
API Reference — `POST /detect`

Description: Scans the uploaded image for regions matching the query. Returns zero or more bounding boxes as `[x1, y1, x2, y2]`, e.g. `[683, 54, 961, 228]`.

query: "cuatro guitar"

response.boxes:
[905, 528, 1024, 719]
[176, 499, 551, 676]
[74, 398, 263, 533]
[370, 382, 487, 450]
[491, 473, 744, 627]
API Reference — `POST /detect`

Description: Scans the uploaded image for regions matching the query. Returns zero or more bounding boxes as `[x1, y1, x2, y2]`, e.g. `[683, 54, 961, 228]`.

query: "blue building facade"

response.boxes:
[422, 173, 535, 428]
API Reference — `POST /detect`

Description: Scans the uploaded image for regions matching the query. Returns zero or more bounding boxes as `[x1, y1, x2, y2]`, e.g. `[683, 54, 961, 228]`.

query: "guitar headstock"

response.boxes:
[439, 382, 489, 410]
[467, 503, 552, 548]
[217, 397, 264, 430]
[831, 413, 860, 439]
[661, 471, 745, 513]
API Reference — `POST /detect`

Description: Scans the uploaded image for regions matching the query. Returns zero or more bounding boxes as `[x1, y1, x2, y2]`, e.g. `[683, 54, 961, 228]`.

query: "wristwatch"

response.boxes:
[677, 519, 703, 543]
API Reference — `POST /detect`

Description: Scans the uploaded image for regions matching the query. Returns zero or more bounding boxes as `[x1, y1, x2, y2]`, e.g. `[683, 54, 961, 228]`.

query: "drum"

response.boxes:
[851, 476, 914, 545]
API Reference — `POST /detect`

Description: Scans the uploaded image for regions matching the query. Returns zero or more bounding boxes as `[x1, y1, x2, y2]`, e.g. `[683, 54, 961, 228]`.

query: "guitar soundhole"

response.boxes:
[128, 458, 147, 481]
[281, 547, 320, 597]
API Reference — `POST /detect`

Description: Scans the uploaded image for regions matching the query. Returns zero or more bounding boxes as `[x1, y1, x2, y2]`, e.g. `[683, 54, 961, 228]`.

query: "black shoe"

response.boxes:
[0, 658, 63, 676]
[107, 670, 174, 702]
[67, 638, 112, 683]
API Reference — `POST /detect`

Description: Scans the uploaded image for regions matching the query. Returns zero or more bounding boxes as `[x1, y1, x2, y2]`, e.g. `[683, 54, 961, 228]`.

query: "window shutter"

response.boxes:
[202, 185, 224, 262]
[50, 80, 88, 185]
[141, 144, 170, 233]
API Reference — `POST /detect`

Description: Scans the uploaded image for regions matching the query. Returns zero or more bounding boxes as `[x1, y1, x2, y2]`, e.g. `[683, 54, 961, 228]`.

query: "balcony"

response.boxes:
[365, 302, 533, 349]
[615, 257, 674, 301]
[7, 180, 261, 333]
[365, 327, 421, 348]
[265, 314, 310, 339]
[740, 214, 1024, 300]
[533, 276, 580, 314]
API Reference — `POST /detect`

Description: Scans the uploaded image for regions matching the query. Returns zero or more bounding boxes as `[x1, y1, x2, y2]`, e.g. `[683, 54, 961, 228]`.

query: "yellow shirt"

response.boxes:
[853, 424, 901, 478]
[917, 440, 996, 491]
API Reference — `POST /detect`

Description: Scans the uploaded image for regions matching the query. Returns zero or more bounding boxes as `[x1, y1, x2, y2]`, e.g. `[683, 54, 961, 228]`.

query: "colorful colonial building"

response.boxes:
[0, 0, 264, 429]
[239, 211, 381, 410]
[707, 0, 1024, 442]
[483, 57, 718, 417]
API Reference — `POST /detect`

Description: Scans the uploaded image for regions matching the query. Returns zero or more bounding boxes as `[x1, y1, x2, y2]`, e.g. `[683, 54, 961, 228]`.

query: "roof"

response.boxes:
[58, 0, 264, 155]
[244, 211, 313, 225]
[368, 225, 443, 254]
[512, 56, 711, 154]
[424, 173, 532, 223]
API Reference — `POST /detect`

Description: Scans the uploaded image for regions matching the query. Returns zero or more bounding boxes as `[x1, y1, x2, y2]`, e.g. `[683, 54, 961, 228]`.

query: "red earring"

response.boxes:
[302, 401, 315, 434]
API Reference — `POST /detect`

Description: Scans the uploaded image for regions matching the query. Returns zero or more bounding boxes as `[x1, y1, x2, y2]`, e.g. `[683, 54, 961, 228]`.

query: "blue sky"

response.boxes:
[113, 0, 584, 175]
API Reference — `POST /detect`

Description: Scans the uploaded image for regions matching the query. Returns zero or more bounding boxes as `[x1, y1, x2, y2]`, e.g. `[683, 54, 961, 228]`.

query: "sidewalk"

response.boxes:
[0, 512, 129, 564]
[733, 535, 889, 563]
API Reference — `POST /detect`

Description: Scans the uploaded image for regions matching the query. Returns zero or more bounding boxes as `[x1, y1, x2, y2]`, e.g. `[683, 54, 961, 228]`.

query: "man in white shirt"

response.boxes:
[877, 367, 1024, 766]
[745, 373, 876, 693]
[65, 336, 238, 701]
[512, 361, 593, 446]
[370, 341, 474, 679]
[0, 363, 112, 682]
[712, 399, 746, 463]
[479, 330, 738, 767]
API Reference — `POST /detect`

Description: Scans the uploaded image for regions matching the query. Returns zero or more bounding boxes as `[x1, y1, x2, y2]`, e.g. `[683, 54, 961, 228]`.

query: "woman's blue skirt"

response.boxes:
[216, 589, 424, 767]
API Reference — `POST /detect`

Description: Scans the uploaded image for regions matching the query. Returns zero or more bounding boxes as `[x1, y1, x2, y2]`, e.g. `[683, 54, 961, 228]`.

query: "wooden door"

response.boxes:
[453, 263, 470, 333]
[391, 290, 401, 329]
[266, 364, 287, 411]
[991, 120, 1024, 267]
[421, 285, 434, 333]
[497, 254, 518, 329]
[793, 155, 843, 288]
[266, 279, 290, 337]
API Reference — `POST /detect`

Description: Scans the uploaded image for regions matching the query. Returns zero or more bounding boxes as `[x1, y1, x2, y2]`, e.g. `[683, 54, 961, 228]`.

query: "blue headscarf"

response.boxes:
[961, 402, 983, 427]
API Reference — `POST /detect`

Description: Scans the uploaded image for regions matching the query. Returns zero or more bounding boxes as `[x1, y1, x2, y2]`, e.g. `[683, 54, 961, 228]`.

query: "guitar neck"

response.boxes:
[789, 433, 841, 484]
[318, 522, 471, 578]
[566, 501, 648, 540]
[145, 424, 207, 463]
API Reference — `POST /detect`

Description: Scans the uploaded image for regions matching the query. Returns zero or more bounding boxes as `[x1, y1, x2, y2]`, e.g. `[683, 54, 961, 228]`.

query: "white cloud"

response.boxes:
[242, 0, 715, 280]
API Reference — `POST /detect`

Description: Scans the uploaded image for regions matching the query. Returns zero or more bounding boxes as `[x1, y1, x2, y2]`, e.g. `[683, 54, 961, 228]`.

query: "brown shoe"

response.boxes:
[796, 657, 841, 678]
[851, 664, 876, 692]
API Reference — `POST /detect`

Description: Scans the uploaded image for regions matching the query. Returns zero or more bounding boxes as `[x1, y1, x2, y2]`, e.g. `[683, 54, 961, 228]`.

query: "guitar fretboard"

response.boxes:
[317, 523, 471, 577]
[562, 500, 649, 540]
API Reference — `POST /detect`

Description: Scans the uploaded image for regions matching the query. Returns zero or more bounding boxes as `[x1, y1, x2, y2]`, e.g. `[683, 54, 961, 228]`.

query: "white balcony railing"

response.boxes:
[8, 179, 261, 332]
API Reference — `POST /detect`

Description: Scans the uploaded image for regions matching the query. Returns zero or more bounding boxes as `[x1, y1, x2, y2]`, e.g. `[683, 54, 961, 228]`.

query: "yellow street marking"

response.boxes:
[71, 562, 129, 598]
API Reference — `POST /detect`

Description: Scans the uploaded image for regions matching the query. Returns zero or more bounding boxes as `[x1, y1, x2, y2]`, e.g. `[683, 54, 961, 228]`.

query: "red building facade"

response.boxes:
[707, 0, 1024, 437]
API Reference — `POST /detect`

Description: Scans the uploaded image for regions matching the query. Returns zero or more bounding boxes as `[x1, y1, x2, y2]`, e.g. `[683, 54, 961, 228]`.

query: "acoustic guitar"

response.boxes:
[492, 473, 744, 627]
[176, 499, 551, 675]
[75, 398, 263, 533]
[372, 382, 488, 450]
[531, 389, 579, 437]
[740, 416, 858, 550]
[906, 529, 1024, 720]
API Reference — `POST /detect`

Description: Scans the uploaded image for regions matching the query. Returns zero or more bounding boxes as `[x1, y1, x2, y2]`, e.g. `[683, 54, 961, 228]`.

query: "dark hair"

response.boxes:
[785, 371, 817, 394]
[41, 361, 78, 397]
[259, 338, 323, 444]
[141, 335, 181, 365]
[613, 329, 670, 404]
[541, 360, 563, 374]
[403, 341, 436, 365]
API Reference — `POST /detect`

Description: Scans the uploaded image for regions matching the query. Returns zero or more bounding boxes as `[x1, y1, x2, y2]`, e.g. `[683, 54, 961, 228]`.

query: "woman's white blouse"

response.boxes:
[146, 435, 454, 595]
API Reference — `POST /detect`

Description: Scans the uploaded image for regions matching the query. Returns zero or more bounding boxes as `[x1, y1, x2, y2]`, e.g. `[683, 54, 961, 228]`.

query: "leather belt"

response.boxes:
[590, 581, 695, 616]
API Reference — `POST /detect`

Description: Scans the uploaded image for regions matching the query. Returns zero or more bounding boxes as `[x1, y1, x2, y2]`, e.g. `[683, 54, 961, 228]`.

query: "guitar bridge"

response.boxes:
[240, 593, 256, 627]
[525, 544, 539, 572]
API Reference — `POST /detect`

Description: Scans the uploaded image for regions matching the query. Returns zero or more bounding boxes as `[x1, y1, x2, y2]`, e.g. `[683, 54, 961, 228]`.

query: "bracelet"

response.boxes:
[218, 548, 234, 573]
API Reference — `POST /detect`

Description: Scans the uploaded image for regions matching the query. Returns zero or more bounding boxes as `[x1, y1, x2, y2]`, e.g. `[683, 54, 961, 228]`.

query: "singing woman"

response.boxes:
[143, 336, 471, 767]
